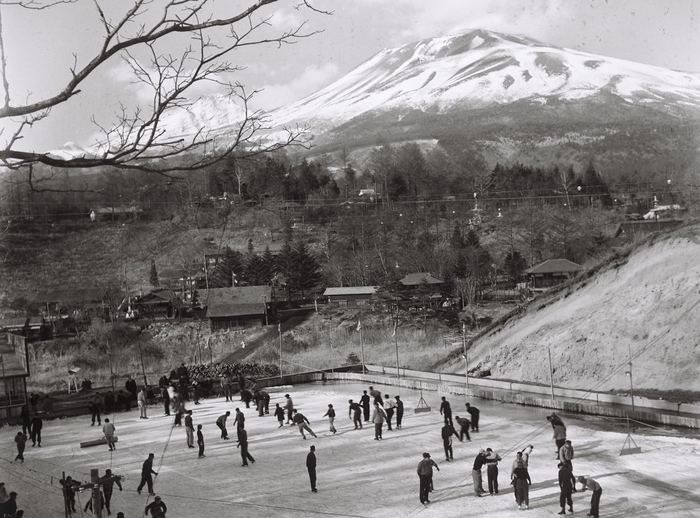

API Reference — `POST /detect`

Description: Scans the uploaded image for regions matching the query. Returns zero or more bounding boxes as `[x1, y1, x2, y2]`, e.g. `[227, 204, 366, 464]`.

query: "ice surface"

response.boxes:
[3, 381, 700, 517]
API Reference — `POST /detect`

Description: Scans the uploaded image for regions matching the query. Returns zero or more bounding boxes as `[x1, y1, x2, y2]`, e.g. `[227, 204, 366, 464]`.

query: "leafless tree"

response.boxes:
[0, 0, 329, 186]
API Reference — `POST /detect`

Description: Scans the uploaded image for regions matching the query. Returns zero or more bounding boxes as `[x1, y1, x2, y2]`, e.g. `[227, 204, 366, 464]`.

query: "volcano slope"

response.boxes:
[442, 223, 700, 394]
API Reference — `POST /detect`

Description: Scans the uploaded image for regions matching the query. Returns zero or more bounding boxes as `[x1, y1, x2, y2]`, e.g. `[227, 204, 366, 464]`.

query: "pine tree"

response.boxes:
[450, 223, 463, 250]
[261, 246, 276, 284]
[149, 259, 159, 287]
[293, 242, 323, 298]
[503, 250, 527, 286]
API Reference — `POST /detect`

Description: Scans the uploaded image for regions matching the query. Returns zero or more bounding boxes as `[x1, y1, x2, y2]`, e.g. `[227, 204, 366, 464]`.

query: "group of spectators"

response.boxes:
[183, 362, 278, 384]
[0, 482, 23, 517]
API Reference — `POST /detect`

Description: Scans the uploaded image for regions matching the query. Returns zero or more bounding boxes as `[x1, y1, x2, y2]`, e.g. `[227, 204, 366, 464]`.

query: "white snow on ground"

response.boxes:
[2, 381, 699, 517]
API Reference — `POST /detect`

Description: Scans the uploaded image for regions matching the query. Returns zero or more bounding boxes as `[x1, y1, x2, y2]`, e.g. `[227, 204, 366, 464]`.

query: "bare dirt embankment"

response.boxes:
[442, 224, 700, 392]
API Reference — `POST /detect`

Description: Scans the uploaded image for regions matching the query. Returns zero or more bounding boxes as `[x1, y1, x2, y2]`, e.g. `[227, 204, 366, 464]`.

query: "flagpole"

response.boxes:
[359, 319, 365, 375]
[278, 322, 283, 378]
[394, 304, 400, 379]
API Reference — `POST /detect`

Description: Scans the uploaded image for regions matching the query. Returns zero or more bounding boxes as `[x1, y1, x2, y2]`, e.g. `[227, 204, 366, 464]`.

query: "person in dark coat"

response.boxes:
[485, 447, 502, 495]
[558, 462, 574, 515]
[30, 414, 43, 447]
[292, 410, 317, 439]
[60, 476, 79, 513]
[234, 408, 246, 438]
[216, 411, 230, 440]
[144, 495, 167, 517]
[323, 404, 337, 434]
[197, 424, 205, 458]
[455, 415, 471, 441]
[369, 386, 382, 405]
[416, 452, 439, 505]
[162, 386, 170, 416]
[394, 396, 404, 429]
[237, 428, 255, 466]
[306, 445, 317, 492]
[260, 390, 270, 414]
[90, 393, 102, 425]
[512, 460, 531, 510]
[348, 400, 363, 429]
[20, 405, 31, 435]
[3, 492, 19, 518]
[472, 449, 488, 496]
[441, 422, 459, 461]
[274, 403, 285, 428]
[100, 468, 122, 515]
[284, 394, 294, 424]
[466, 403, 479, 431]
[125, 376, 137, 402]
[440, 396, 453, 427]
[14, 431, 27, 462]
[137, 453, 158, 496]
[360, 390, 371, 422]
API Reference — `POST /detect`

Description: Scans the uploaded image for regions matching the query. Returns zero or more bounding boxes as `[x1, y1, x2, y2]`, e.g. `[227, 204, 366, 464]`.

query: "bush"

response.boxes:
[345, 352, 361, 365]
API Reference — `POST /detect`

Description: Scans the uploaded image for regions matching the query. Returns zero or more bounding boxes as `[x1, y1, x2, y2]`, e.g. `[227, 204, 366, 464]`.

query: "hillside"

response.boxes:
[440, 223, 700, 392]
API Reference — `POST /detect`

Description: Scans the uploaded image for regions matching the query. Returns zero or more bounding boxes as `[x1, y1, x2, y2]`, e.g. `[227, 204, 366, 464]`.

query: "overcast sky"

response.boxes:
[2, 0, 699, 152]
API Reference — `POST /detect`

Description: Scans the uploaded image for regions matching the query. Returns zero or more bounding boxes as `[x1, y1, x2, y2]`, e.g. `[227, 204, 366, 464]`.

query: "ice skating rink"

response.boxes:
[3, 381, 700, 517]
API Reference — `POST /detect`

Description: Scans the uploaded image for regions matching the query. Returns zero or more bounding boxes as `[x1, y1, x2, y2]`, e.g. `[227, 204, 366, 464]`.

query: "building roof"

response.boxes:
[34, 288, 109, 304]
[399, 273, 444, 286]
[525, 259, 583, 275]
[160, 268, 205, 280]
[0, 317, 29, 330]
[199, 286, 272, 318]
[323, 287, 378, 297]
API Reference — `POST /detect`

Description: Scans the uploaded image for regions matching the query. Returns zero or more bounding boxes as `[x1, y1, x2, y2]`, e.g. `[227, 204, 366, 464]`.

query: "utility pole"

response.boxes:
[627, 343, 635, 411]
[462, 323, 469, 389]
[62, 472, 69, 518]
[359, 317, 365, 375]
[77, 469, 122, 518]
[547, 346, 555, 400]
[278, 322, 283, 378]
[394, 304, 400, 379]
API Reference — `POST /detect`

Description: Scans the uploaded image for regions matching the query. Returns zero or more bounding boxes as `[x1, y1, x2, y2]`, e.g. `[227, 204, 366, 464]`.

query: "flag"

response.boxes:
[356, 320, 362, 332]
[391, 319, 397, 337]
[278, 322, 281, 333]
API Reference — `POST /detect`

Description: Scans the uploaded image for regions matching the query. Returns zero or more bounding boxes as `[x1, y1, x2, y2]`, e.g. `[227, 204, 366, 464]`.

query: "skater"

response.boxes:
[100, 468, 122, 515]
[485, 447, 502, 495]
[0, 482, 8, 514]
[512, 459, 531, 510]
[383, 394, 396, 430]
[360, 390, 371, 422]
[144, 495, 167, 517]
[455, 415, 471, 441]
[557, 462, 574, 515]
[284, 394, 294, 424]
[14, 431, 27, 462]
[60, 476, 79, 513]
[292, 409, 317, 439]
[395, 396, 404, 429]
[103, 418, 116, 451]
[260, 390, 270, 414]
[416, 452, 439, 505]
[136, 453, 158, 496]
[577, 476, 602, 518]
[559, 440, 577, 489]
[371, 402, 387, 440]
[162, 386, 170, 416]
[323, 404, 337, 434]
[548, 413, 567, 458]
[369, 386, 382, 405]
[185, 411, 195, 448]
[465, 403, 479, 431]
[472, 449, 488, 496]
[237, 428, 255, 466]
[274, 403, 285, 428]
[511, 446, 533, 502]
[306, 445, 317, 492]
[348, 400, 363, 429]
[3, 492, 21, 518]
[216, 411, 230, 440]
[440, 396, 453, 427]
[90, 393, 102, 425]
[20, 405, 30, 435]
[234, 408, 246, 437]
[138, 388, 148, 419]
[441, 422, 459, 461]
[173, 398, 185, 427]
[125, 375, 137, 401]
[221, 374, 232, 401]
[30, 414, 43, 447]
[197, 424, 205, 458]
[255, 390, 265, 416]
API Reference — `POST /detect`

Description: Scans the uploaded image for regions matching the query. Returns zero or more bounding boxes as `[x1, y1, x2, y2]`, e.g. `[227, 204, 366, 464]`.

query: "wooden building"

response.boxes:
[0, 333, 30, 420]
[526, 259, 583, 289]
[200, 286, 273, 331]
[399, 272, 444, 289]
[323, 287, 377, 307]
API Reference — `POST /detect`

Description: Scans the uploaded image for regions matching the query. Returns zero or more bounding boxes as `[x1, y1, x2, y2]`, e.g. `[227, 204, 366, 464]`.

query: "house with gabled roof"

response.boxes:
[198, 286, 273, 331]
[399, 272, 444, 288]
[323, 286, 378, 307]
[0, 333, 30, 421]
[525, 259, 583, 289]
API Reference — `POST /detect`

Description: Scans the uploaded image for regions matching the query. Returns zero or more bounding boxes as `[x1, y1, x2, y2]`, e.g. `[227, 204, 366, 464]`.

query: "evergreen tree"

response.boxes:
[292, 242, 323, 298]
[149, 259, 159, 287]
[450, 223, 463, 250]
[245, 254, 266, 285]
[276, 241, 296, 299]
[464, 228, 480, 248]
[261, 246, 276, 284]
[503, 250, 528, 286]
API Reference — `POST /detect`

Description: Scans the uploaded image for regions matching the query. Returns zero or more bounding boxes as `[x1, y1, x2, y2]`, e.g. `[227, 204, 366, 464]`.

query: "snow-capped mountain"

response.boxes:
[46, 141, 94, 160]
[268, 28, 700, 132]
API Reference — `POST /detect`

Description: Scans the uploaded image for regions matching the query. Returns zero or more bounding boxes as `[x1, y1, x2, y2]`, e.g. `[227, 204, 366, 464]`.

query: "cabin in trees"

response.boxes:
[129, 289, 182, 319]
[323, 287, 377, 307]
[200, 286, 273, 331]
[399, 272, 444, 290]
[0, 333, 30, 421]
[525, 259, 583, 289]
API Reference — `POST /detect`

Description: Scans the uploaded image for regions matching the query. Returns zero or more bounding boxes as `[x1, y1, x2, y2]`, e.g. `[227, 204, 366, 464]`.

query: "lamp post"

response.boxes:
[462, 323, 469, 390]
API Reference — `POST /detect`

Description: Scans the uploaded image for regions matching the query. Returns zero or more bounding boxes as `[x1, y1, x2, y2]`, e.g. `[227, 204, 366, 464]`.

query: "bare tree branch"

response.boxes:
[0, 0, 328, 178]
